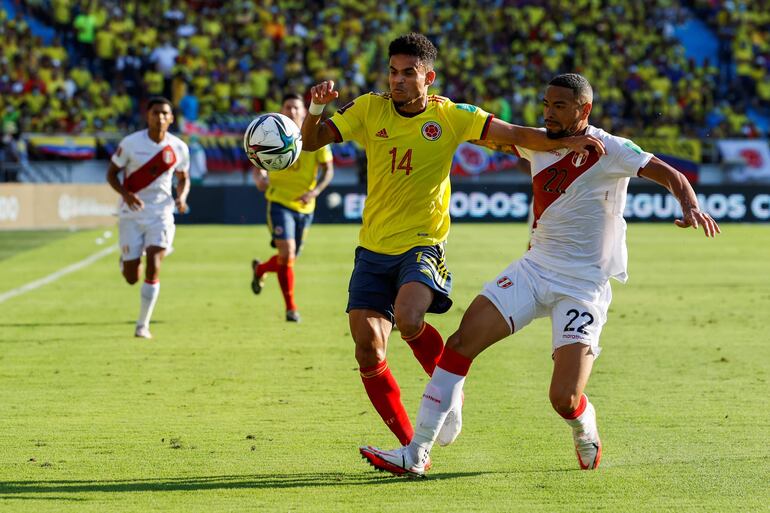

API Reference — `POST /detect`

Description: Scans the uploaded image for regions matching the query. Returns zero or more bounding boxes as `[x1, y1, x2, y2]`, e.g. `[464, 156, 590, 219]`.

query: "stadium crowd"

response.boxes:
[693, 0, 770, 121]
[0, 0, 767, 142]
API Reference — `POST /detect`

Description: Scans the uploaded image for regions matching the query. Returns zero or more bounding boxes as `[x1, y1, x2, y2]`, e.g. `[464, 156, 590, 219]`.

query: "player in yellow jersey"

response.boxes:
[301, 33, 605, 448]
[251, 93, 334, 323]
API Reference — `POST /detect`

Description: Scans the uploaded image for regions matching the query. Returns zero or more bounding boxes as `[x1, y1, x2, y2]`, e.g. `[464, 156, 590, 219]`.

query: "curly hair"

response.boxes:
[388, 33, 438, 68]
[548, 74, 594, 104]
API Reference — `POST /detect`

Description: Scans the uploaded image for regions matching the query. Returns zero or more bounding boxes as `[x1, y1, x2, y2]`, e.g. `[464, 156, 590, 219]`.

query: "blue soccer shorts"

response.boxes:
[346, 244, 453, 322]
[267, 201, 313, 256]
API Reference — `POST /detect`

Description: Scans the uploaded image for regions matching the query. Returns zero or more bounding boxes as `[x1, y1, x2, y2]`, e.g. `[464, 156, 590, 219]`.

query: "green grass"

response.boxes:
[0, 223, 768, 512]
[0, 229, 75, 261]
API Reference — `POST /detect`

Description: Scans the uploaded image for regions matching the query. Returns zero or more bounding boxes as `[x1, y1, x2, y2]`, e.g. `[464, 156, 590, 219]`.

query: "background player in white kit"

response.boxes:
[106, 97, 190, 339]
[360, 74, 720, 476]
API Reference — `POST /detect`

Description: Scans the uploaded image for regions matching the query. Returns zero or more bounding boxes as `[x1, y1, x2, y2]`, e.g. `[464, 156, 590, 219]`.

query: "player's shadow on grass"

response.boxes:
[0, 471, 502, 495]
[0, 496, 86, 501]
[0, 321, 165, 328]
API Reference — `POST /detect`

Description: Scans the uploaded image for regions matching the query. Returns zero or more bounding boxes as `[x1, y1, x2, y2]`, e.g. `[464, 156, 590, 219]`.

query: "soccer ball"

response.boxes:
[243, 113, 302, 171]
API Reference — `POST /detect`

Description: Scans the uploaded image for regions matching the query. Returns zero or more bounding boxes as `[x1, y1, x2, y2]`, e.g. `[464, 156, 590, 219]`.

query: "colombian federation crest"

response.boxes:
[421, 121, 442, 141]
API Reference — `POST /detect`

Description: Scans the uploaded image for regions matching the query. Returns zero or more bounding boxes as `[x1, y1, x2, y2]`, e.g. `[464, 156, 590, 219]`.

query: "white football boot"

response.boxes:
[359, 445, 431, 478]
[572, 401, 602, 470]
[134, 325, 152, 339]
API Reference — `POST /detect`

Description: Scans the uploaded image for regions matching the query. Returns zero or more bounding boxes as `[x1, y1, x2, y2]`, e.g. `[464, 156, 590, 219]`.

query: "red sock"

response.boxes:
[256, 255, 280, 276]
[402, 322, 444, 376]
[277, 260, 297, 311]
[437, 346, 473, 376]
[559, 393, 587, 420]
[360, 360, 414, 445]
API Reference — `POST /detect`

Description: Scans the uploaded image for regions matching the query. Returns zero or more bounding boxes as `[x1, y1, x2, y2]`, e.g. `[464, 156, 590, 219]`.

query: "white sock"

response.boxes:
[563, 395, 595, 434]
[137, 281, 160, 328]
[408, 366, 465, 462]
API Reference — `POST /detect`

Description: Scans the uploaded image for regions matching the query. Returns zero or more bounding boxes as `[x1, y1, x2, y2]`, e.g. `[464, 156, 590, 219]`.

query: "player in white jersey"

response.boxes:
[360, 74, 720, 477]
[106, 97, 190, 339]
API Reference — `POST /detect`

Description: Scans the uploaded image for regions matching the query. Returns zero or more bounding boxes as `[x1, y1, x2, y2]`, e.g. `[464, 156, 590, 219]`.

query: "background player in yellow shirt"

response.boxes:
[251, 93, 334, 323]
[302, 33, 604, 448]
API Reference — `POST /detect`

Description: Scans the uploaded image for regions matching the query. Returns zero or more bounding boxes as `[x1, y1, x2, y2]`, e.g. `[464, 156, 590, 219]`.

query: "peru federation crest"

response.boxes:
[163, 147, 175, 164]
[572, 152, 587, 167]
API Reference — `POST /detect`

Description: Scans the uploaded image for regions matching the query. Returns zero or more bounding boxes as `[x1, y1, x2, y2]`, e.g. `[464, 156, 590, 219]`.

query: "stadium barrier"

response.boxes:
[175, 183, 770, 225]
[0, 184, 117, 230]
[2, 183, 767, 230]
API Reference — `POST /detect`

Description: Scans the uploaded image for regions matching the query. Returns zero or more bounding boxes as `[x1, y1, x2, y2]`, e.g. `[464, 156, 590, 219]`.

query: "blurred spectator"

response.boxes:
[94, 17, 118, 75]
[179, 89, 199, 123]
[115, 46, 143, 97]
[72, 2, 97, 66]
[188, 134, 207, 184]
[149, 34, 180, 91]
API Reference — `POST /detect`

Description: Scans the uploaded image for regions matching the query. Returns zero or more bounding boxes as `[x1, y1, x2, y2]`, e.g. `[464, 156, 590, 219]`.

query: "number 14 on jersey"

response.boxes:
[389, 147, 413, 175]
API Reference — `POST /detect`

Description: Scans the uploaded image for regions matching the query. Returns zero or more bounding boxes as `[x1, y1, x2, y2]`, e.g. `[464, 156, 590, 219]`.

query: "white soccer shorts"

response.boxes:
[480, 257, 611, 357]
[118, 216, 175, 261]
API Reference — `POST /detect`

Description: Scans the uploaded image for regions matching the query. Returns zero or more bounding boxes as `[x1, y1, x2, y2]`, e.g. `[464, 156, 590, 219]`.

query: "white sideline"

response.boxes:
[0, 245, 117, 304]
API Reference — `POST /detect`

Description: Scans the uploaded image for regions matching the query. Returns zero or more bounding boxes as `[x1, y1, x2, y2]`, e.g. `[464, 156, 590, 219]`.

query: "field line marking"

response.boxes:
[0, 245, 117, 304]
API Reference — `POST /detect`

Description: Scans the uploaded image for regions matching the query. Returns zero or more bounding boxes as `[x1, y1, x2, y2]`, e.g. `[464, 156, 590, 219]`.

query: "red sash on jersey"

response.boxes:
[532, 147, 601, 227]
[124, 145, 177, 193]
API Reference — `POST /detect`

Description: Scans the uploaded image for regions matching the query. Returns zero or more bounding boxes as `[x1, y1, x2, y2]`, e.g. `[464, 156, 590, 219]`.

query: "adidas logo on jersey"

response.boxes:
[375, 128, 388, 138]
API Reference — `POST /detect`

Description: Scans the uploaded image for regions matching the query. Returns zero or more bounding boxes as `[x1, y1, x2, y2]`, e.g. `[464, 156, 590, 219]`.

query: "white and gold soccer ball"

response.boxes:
[243, 113, 303, 171]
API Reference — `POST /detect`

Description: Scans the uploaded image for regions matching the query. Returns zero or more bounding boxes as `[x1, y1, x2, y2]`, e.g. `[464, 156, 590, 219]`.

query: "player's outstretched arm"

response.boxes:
[485, 118, 606, 157]
[638, 156, 720, 237]
[301, 80, 340, 152]
[253, 168, 269, 192]
[469, 138, 518, 154]
[106, 161, 143, 211]
[174, 170, 190, 214]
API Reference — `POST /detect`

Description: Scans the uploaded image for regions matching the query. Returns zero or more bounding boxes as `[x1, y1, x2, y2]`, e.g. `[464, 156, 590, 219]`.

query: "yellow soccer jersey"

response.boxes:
[266, 146, 333, 214]
[327, 92, 492, 254]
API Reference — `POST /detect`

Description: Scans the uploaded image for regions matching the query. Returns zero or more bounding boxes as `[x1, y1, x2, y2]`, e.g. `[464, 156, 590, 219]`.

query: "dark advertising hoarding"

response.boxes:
[177, 184, 770, 225]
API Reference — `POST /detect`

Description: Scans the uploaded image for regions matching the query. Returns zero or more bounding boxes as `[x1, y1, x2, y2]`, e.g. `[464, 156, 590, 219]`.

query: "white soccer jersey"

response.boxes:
[111, 129, 190, 218]
[513, 125, 653, 284]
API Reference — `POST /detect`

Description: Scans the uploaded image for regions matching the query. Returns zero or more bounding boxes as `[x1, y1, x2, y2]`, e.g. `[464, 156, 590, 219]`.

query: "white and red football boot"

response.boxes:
[572, 401, 602, 470]
[359, 445, 431, 478]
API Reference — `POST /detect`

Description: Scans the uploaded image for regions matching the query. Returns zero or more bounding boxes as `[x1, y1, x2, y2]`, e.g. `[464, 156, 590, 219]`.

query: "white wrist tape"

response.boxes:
[308, 102, 325, 116]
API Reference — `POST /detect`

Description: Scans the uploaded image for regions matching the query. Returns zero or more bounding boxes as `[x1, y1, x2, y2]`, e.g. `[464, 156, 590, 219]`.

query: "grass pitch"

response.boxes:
[0, 223, 767, 512]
